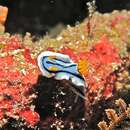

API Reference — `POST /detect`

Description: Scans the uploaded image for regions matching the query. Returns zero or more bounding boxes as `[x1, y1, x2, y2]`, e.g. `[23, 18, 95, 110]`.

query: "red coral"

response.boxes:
[0, 111, 4, 120]
[60, 47, 79, 62]
[111, 15, 125, 28]
[23, 68, 40, 84]
[60, 36, 121, 102]
[19, 109, 40, 126]
[0, 35, 40, 127]
[22, 48, 36, 65]
[91, 36, 120, 64]
[0, 34, 121, 127]
[3, 36, 22, 51]
[85, 37, 120, 101]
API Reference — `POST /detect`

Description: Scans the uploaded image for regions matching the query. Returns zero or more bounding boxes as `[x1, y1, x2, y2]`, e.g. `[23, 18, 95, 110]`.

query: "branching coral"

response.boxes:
[98, 99, 130, 130]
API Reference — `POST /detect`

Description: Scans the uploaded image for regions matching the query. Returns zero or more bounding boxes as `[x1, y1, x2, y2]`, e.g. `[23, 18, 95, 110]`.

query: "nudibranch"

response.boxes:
[37, 51, 87, 98]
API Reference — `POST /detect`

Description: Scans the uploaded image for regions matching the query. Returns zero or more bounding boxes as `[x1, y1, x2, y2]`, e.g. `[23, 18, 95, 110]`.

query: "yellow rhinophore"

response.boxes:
[77, 59, 89, 76]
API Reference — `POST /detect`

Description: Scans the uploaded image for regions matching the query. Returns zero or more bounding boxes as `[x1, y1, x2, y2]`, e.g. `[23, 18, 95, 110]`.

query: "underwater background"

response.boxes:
[0, 0, 130, 36]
